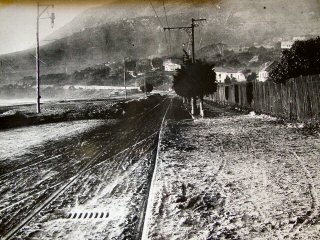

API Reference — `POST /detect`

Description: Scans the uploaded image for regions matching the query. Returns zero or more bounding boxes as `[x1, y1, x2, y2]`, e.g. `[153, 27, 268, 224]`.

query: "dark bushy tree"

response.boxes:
[224, 75, 237, 84]
[245, 72, 256, 105]
[72, 65, 111, 85]
[140, 83, 153, 93]
[151, 57, 163, 69]
[269, 37, 320, 84]
[125, 60, 137, 71]
[247, 72, 257, 82]
[173, 59, 217, 116]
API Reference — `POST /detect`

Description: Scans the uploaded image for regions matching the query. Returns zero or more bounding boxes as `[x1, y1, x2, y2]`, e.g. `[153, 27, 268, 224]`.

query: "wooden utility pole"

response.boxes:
[36, 2, 40, 113]
[164, 18, 206, 63]
[123, 58, 127, 99]
[164, 18, 206, 116]
[144, 74, 147, 97]
[35, 2, 55, 113]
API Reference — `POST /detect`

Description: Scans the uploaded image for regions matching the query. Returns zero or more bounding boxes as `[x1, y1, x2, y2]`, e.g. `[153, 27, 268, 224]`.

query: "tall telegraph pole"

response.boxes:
[123, 57, 127, 99]
[36, 2, 55, 113]
[164, 18, 206, 63]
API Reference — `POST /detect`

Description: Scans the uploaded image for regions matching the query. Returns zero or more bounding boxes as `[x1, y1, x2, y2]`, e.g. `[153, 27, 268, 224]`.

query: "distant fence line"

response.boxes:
[207, 75, 320, 122]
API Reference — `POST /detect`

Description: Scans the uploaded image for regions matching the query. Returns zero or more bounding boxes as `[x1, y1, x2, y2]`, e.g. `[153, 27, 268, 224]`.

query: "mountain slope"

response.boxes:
[1, 0, 319, 85]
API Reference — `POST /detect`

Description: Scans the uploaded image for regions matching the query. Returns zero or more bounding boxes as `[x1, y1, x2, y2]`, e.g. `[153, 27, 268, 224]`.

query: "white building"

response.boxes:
[281, 37, 307, 49]
[281, 41, 294, 49]
[258, 61, 276, 82]
[163, 59, 181, 72]
[293, 36, 306, 41]
[214, 67, 246, 83]
[249, 55, 259, 63]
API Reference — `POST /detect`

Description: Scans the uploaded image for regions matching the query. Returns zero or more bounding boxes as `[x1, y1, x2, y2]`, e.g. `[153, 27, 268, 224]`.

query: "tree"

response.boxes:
[245, 72, 256, 105]
[173, 59, 217, 117]
[151, 57, 163, 69]
[224, 75, 237, 84]
[247, 72, 257, 82]
[125, 60, 137, 71]
[136, 59, 152, 73]
[140, 82, 153, 93]
[269, 37, 320, 84]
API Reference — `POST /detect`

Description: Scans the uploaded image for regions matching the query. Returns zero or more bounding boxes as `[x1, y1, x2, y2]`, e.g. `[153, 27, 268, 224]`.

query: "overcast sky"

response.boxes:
[0, 3, 93, 55]
[1, 0, 319, 55]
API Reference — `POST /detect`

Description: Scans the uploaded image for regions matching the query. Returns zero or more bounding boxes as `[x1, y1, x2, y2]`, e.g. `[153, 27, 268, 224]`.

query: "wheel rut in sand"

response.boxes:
[289, 151, 320, 238]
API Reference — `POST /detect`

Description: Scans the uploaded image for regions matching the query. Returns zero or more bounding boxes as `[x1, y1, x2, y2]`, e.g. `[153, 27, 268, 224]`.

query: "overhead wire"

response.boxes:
[148, 0, 170, 56]
[197, 10, 203, 53]
[0, 59, 26, 80]
[148, 0, 164, 28]
[162, 0, 172, 55]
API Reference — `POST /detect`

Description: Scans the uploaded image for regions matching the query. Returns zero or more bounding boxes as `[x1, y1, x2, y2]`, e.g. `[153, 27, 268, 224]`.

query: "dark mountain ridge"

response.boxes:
[1, 0, 319, 85]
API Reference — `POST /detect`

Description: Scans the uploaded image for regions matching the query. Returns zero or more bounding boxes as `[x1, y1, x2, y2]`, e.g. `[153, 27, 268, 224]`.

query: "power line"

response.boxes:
[164, 18, 206, 63]
[162, 0, 172, 55]
[0, 59, 25, 80]
[198, 26, 203, 50]
[148, 0, 170, 55]
[148, 0, 164, 28]
[221, 17, 320, 25]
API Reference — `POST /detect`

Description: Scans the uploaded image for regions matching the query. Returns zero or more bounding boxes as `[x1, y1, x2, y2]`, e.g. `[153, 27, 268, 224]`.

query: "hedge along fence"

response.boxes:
[207, 74, 320, 122]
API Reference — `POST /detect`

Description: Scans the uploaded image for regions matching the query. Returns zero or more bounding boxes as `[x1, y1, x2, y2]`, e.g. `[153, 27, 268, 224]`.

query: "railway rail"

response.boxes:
[0, 96, 172, 240]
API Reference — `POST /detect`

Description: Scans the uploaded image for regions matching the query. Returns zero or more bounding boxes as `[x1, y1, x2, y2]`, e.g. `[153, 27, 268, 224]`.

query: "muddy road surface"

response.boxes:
[144, 101, 320, 240]
[0, 96, 190, 240]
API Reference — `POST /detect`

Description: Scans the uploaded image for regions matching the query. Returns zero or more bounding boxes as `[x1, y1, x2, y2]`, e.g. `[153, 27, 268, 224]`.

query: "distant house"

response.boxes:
[128, 71, 136, 78]
[249, 55, 259, 63]
[281, 41, 294, 49]
[281, 37, 307, 49]
[293, 36, 307, 41]
[214, 67, 246, 83]
[163, 59, 181, 72]
[258, 61, 276, 82]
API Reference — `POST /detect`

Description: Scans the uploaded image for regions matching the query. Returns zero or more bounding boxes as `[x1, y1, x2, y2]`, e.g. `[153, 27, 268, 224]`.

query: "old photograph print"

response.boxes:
[0, 0, 320, 239]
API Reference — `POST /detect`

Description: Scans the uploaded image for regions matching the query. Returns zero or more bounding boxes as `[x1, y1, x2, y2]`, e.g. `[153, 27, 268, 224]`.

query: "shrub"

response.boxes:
[269, 37, 320, 84]
[140, 83, 153, 93]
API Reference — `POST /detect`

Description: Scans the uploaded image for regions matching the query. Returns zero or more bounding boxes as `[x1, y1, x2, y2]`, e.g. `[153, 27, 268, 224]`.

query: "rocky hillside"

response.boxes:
[197, 44, 281, 71]
[0, 0, 319, 84]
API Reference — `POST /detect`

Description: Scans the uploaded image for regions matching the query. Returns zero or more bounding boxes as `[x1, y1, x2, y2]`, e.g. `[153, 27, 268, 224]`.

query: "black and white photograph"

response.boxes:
[0, 0, 320, 239]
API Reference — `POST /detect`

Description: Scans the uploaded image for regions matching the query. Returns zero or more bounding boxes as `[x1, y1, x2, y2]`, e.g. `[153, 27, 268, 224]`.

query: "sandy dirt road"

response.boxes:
[145, 101, 320, 240]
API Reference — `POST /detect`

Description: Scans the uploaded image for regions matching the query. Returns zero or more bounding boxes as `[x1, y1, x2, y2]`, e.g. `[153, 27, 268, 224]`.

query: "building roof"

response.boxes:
[163, 58, 183, 65]
[259, 61, 276, 72]
[249, 55, 259, 63]
[214, 67, 245, 74]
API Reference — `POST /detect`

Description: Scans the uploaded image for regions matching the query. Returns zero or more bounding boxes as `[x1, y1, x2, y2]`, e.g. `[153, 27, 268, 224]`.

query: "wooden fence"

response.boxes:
[207, 75, 320, 122]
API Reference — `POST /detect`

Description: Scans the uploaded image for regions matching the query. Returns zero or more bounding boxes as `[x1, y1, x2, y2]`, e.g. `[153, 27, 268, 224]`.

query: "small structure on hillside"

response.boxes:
[249, 55, 259, 63]
[258, 61, 276, 82]
[163, 59, 182, 72]
[281, 36, 307, 49]
[281, 41, 294, 49]
[214, 67, 246, 83]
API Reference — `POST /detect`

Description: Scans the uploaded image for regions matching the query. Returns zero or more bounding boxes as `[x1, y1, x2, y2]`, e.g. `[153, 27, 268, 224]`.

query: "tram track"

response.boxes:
[0, 95, 172, 240]
[0, 96, 170, 180]
[140, 98, 172, 240]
